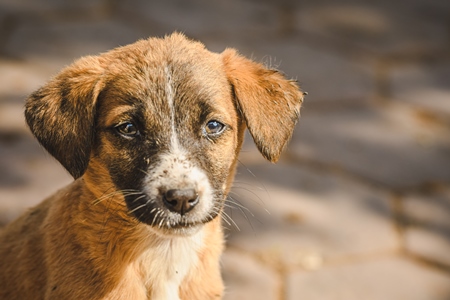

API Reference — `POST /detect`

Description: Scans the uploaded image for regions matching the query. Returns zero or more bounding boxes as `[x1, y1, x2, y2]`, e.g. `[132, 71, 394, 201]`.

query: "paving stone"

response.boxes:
[0, 60, 52, 99]
[404, 187, 450, 266]
[3, 19, 147, 66]
[0, 6, 14, 46]
[0, 130, 72, 224]
[222, 249, 278, 300]
[293, 0, 450, 55]
[390, 62, 450, 117]
[0, 89, 71, 225]
[116, 0, 278, 38]
[0, 102, 28, 134]
[287, 256, 450, 300]
[0, 0, 105, 15]
[289, 103, 450, 189]
[226, 159, 398, 264]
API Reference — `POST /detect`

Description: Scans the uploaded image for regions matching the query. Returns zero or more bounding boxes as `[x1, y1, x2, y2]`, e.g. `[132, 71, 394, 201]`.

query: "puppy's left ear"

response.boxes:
[25, 56, 104, 179]
[222, 49, 304, 162]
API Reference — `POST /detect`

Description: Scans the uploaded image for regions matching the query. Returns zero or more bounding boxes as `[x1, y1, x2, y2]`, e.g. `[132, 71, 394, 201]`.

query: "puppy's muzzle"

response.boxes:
[163, 188, 199, 215]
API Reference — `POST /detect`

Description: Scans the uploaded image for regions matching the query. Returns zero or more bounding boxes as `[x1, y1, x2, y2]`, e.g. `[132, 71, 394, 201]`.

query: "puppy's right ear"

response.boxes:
[222, 49, 303, 163]
[25, 56, 104, 179]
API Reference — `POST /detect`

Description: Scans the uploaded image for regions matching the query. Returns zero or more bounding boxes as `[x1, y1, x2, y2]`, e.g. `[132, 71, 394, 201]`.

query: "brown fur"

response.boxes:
[0, 33, 303, 299]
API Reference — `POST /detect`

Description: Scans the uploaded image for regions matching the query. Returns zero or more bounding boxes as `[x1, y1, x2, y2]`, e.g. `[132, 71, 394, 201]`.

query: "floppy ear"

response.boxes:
[25, 56, 104, 179]
[222, 49, 304, 162]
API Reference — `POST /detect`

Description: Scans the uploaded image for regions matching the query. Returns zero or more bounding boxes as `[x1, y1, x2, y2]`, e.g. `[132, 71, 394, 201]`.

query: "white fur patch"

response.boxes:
[165, 66, 180, 152]
[138, 227, 205, 300]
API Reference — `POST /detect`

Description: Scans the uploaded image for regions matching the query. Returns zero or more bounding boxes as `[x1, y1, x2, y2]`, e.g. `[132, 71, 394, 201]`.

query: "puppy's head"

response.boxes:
[25, 33, 303, 235]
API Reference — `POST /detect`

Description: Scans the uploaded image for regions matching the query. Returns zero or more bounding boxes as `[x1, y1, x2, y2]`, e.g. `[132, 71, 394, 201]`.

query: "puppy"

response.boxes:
[0, 33, 303, 300]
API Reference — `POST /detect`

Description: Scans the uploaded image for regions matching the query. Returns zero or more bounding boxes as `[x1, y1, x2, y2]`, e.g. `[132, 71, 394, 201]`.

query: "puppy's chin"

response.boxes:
[148, 223, 204, 237]
[138, 211, 219, 237]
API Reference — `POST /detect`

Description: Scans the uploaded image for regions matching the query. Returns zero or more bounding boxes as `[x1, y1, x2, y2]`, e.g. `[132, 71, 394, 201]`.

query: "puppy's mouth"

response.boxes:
[124, 193, 221, 231]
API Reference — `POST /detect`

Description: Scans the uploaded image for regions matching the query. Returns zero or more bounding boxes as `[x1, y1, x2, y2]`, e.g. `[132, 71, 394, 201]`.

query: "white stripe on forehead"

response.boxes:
[165, 66, 183, 154]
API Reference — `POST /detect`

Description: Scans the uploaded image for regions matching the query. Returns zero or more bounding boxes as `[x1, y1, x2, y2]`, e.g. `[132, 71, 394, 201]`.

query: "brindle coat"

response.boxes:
[0, 33, 303, 300]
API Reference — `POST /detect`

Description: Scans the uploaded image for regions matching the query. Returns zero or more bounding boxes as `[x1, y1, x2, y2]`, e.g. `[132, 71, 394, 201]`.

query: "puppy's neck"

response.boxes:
[136, 228, 205, 299]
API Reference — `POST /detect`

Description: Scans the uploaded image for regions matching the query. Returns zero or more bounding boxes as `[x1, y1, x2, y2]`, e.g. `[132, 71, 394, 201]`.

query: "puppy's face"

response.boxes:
[25, 34, 303, 236]
[93, 52, 240, 234]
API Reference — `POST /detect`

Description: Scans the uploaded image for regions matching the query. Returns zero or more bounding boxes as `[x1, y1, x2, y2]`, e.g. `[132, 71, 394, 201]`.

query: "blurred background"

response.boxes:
[1, 0, 450, 299]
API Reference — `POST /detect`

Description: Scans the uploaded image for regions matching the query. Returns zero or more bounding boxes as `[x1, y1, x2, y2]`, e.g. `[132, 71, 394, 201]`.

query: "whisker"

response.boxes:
[228, 190, 270, 214]
[222, 210, 240, 231]
[131, 194, 147, 203]
[230, 196, 265, 225]
[237, 158, 271, 203]
[232, 181, 265, 191]
[237, 159, 257, 180]
[92, 189, 142, 205]
[225, 197, 256, 217]
[138, 168, 150, 176]
[222, 203, 235, 209]
[128, 202, 148, 215]
[226, 196, 259, 232]
[152, 210, 163, 227]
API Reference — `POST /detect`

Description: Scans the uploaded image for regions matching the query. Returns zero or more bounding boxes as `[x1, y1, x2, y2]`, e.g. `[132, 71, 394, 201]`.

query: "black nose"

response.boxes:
[163, 189, 199, 215]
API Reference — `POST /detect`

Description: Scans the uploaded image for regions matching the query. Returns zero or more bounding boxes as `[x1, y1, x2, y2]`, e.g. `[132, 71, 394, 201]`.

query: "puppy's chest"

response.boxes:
[136, 232, 204, 300]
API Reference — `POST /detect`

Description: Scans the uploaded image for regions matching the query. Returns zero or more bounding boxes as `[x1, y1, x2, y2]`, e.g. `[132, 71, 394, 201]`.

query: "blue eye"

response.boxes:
[115, 122, 139, 137]
[204, 120, 225, 136]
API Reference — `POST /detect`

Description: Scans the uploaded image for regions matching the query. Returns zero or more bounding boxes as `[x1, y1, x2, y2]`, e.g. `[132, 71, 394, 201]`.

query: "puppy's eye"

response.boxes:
[204, 120, 226, 136]
[115, 122, 139, 137]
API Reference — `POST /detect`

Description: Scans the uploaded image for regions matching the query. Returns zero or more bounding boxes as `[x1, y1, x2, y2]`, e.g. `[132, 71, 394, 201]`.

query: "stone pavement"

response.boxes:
[1, 0, 450, 299]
